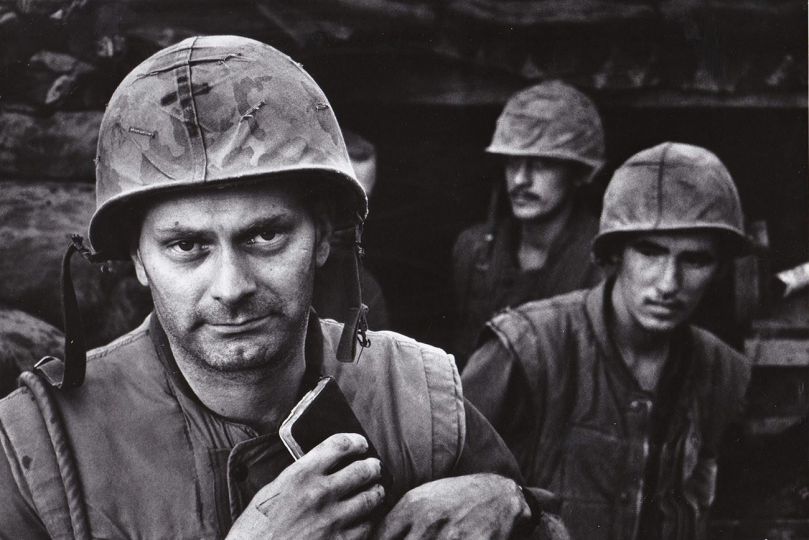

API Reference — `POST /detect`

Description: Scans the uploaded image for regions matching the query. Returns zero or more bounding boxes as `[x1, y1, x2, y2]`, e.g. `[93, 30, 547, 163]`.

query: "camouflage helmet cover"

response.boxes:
[486, 80, 605, 177]
[593, 142, 749, 258]
[90, 35, 366, 259]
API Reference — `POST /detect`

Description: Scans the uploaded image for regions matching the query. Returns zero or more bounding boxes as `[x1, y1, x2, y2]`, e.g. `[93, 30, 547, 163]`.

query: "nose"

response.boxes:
[209, 248, 257, 307]
[510, 160, 532, 188]
[655, 256, 681, 298]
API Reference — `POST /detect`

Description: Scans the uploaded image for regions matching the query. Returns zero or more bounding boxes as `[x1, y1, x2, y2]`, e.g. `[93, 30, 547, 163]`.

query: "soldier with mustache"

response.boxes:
[452, 81, 605, 366]
[462, 142, 753, 539]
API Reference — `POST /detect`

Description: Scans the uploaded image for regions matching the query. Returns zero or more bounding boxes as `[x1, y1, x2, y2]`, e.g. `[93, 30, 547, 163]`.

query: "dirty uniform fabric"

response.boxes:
[462, 280, 751, 540]
[0, 314, 522, 539]
[452, 204, 601, 364]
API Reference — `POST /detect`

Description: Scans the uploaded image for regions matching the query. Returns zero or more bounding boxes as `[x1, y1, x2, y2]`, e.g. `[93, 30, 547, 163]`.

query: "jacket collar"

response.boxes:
[584, 278, 618, 362]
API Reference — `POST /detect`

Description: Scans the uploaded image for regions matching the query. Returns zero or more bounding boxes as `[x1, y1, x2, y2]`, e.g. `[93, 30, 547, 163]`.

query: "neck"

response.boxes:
[516, 201, 574, 270]
[169, 336, 307, 434]
[608, 282, 672, 391]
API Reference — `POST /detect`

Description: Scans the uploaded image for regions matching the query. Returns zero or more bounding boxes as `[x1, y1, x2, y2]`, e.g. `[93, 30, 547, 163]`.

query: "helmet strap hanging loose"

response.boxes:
[35, 236, 104, 389]
[336, 222, 370, 362]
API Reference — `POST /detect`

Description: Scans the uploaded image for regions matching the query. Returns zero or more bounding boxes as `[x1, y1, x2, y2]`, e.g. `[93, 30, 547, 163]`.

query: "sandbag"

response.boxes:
[0, 111, 101, 179]
[0, 307, 63, 397]
[0, 181, 152, 348]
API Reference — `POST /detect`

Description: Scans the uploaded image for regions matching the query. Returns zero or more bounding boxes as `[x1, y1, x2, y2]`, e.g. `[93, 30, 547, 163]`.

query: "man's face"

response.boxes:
[132, 182, 331, 373]
[612, 231, 720, 335]
[504, 157, 580, 222]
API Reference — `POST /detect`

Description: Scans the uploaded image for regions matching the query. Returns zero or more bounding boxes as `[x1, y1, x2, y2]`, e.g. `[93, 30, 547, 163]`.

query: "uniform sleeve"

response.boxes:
[450, 398, 524, 481]
[452, 398, 563, 536]
[461, 336, 534, 446]
[0, 444, 49, 539]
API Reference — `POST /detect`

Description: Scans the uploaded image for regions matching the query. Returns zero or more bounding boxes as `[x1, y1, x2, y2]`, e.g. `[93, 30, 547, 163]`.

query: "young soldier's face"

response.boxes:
[132, 182, 330, 373]
[612, 232, 720, 334]
[504, 157, 579, 222]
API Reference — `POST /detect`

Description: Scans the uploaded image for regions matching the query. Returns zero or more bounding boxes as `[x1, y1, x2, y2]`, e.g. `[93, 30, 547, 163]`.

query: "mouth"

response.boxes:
[509, 192, 541, 205]
[644, 300, 684, 317]
[207, 314, 272, 335]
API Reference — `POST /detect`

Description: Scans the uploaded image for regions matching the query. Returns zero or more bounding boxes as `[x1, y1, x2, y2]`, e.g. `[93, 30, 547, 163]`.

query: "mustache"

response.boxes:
[508, 188, 541, 200]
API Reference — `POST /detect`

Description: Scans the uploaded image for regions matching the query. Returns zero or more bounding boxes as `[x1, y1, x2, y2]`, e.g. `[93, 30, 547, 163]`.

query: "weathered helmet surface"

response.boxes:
[91, 35, 366, 259]
[593, 142, 749, 258]
[486, 80, 605, 177]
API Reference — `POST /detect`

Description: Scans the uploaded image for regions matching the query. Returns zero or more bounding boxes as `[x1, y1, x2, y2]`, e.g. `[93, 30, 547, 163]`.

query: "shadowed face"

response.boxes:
[132, 182, 331, 373]
[504, 157, 584, 222]
[612, 231, 720, 335]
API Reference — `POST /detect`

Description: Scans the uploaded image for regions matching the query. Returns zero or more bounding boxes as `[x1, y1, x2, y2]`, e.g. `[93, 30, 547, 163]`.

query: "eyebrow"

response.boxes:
[152, 214, 293, 238]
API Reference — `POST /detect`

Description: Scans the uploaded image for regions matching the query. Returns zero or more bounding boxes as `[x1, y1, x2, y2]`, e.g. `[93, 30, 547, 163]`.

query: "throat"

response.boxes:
[174, 345, 307, 433]
[516, 202, 573, 271]
[622, 347, 670, 393]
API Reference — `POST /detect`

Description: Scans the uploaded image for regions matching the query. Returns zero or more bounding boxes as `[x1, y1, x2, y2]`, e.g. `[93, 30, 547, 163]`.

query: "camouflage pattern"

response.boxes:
[593, 142, 750, 258]
[486, 80, 605, 178]
[91, 35, 366, 260]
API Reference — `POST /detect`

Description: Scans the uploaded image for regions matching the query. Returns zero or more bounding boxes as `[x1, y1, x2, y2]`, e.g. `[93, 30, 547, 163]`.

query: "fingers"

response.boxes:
[338, 483, 386, 525]
[328, 456, 382, 497]
[374, 512, 411, 540]
[299, 433, 369, 473]
[336, 521, 374, 540]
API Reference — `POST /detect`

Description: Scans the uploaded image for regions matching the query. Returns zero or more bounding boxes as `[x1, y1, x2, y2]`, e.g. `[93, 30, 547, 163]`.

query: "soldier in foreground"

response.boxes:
[452, 81, 605, 364]
[0, 36, 546, 539]
[463, 142, 752, 539]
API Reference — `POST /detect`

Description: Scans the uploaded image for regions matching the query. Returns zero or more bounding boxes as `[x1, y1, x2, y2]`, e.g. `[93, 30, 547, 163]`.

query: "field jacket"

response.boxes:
[462, 281, 751, 540]
[0, 313, 522, 539]
[451, 205, 601, 364]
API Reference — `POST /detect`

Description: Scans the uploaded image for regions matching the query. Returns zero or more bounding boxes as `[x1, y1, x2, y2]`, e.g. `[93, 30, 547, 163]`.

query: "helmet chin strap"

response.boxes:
[37, 223, 369, 384]
[35, 235, 105, 389]
[336, 221, 371, 362]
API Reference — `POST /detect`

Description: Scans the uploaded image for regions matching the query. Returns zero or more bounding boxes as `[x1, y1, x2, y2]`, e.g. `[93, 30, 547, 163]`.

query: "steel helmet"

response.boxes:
[593, 142, 750, 259]
[90, 35, 366, 260]
[486, 80, 605, 179]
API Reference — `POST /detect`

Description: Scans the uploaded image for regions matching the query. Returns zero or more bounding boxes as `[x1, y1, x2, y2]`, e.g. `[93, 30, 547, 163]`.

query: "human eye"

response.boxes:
[166, 238, 207, 259]
[631, 241, 666, 258]
[681, 251, 716, 268]
[246, 229, 285, 248]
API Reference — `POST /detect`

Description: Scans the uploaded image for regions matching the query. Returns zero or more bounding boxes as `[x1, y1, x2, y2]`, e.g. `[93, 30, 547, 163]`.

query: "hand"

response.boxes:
[227, 433, 385, 540]
[373, 473, 531, 539]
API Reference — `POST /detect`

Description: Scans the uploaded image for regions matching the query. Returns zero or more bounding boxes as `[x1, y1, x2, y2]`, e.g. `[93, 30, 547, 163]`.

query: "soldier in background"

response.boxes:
[463, 142, 752, 539]
[452, 81, 605, 364]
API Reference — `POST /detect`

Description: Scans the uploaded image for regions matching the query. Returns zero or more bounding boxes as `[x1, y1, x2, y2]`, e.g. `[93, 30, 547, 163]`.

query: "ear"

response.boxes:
[130, 246, 149, 287]
[314, 215, 333, 268]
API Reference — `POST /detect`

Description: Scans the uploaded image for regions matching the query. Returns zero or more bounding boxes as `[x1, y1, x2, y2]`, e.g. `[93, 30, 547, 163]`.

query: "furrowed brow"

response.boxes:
[153, 224, 205, 237]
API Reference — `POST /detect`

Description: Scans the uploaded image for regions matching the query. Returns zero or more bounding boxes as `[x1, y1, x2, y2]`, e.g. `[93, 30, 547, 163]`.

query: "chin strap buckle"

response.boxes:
[336, 222, 371, 362]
